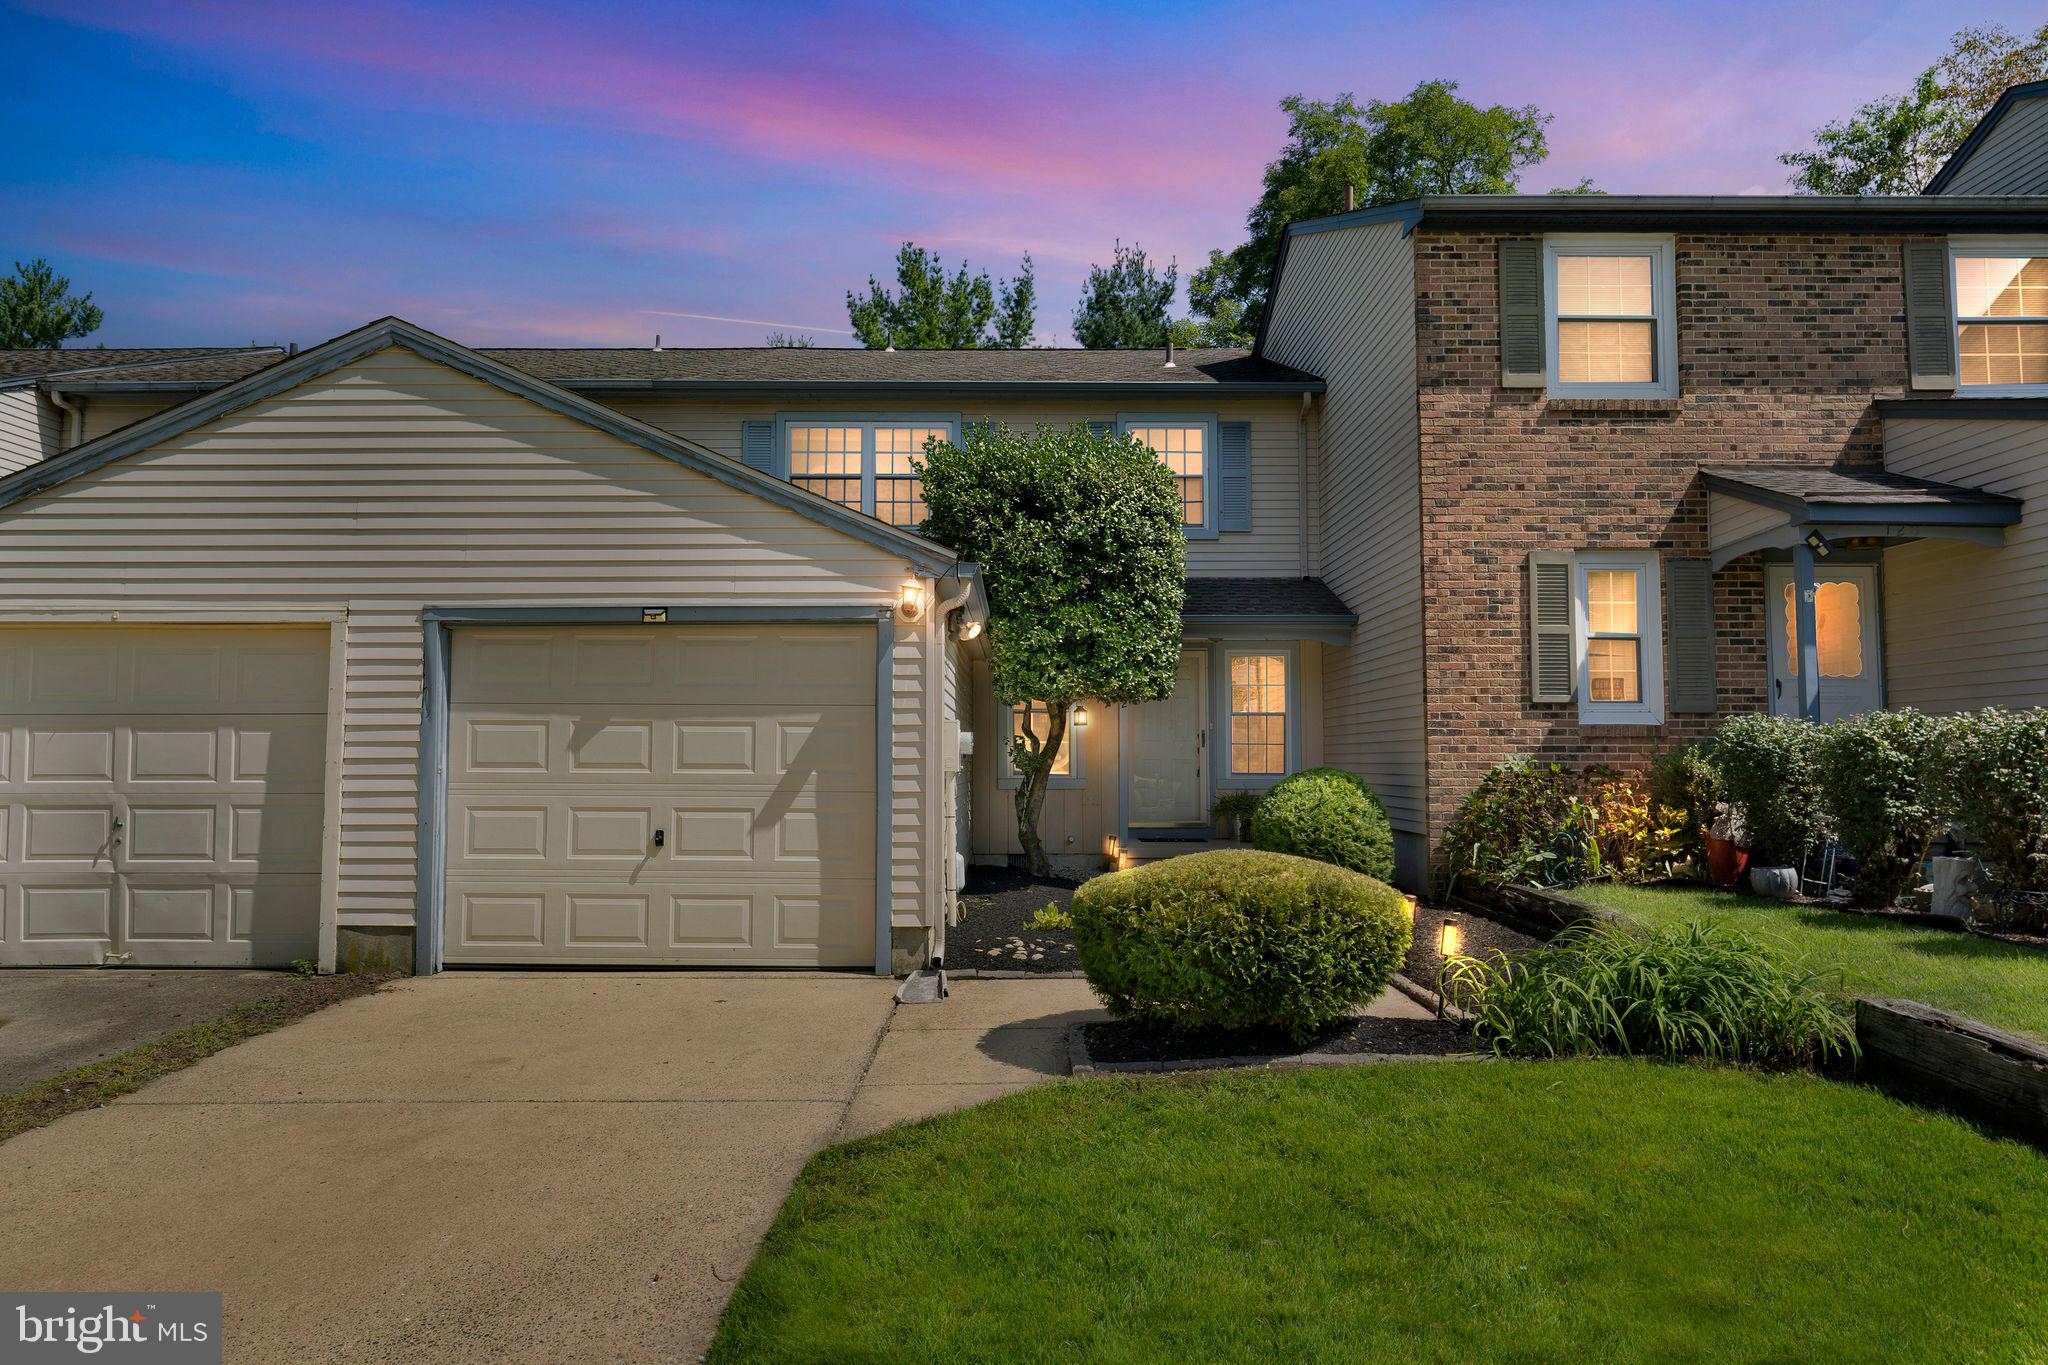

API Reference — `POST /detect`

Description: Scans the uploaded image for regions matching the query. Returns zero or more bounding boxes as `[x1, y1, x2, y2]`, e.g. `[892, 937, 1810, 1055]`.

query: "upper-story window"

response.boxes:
[782, 418, 955, 527]
[1544, 236, 1678, 399]
[1953, 249, 2048, 391]
[1118, 416, 1215, 535]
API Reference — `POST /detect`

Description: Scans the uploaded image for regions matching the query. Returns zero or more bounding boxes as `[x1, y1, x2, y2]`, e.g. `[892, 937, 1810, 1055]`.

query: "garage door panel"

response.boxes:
[444, 623, 878, 968]
[0, 627, 329, 967]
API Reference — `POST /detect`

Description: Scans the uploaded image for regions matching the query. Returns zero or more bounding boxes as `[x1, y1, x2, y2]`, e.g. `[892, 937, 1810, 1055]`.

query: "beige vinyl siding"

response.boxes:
[606, 395, 1318, 577]
[1708, 489, 1788, 551]
[0, 345, 936, 939]
[79, 396, 182, 445]
[1936, 97, 2048, 195]
[1258, 220, 1425, 874]
[0, 389, 56, 474]
[1882, 417, 2048, 709]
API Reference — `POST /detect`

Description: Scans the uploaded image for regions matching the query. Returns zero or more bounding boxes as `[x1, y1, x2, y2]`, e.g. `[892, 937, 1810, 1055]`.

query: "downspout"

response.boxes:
[1297, 391, 1314, 576]
[928, 570, 975, 969]
[48, 387, 85, 451]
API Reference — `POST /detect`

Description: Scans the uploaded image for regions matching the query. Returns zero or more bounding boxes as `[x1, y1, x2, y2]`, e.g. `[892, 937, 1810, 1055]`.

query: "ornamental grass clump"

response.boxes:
[1071, 849, 1411, 1044]
[1441, 920, 1855, 1068]
[1248, 767, 1395, 882]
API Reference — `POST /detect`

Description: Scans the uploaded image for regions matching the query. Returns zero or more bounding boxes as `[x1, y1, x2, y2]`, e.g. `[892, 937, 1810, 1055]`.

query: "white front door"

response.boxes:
[1765, 564, 1884, 722]
[1126, 651, 1207, 828]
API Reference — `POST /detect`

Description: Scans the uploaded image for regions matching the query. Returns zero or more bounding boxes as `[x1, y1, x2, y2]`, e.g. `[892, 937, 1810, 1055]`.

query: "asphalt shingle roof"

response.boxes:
[1701, 464, 2022, 509]
[0, 347, 285, 384]
[476, 347, 1321, 389]
[1182, 577, 1354, 618]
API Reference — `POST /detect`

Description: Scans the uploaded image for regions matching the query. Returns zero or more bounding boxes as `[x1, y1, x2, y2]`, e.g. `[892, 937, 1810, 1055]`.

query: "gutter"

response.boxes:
[927, 566, 983, 971]
[47, 389, 85, 450]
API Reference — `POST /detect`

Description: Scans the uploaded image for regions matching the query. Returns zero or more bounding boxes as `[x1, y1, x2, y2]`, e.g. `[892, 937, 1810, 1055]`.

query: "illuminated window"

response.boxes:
[1121, 420, 1208, 528]
[1954, 252, 2048, 390]
[1781, 580, 1865, 678]
[1574, 552, 1663, 726]
[782, 419, 954, 525]
[1227, 652, 1288, 776]
[999, 701, 1082, 787]
[1545, 237, 1677, 398]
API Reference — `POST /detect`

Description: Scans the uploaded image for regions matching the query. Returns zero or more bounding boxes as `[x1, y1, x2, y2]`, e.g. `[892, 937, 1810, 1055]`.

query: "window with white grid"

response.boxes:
[1544, 237, 1677, 398]
[1227, 652, 1288, 777]
[1954, 250, 2048, 391]
[781, 418, 954, 524]
[1123, 422, 1207, 527]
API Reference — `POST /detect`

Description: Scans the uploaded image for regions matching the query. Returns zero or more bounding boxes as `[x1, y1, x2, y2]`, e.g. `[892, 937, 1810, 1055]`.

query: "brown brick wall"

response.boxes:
[1416, 230, 1921, 849]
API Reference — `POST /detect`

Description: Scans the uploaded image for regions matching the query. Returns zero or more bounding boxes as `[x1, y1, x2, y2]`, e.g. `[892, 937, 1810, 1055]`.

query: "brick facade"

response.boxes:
[1415, 230, 1923, 848]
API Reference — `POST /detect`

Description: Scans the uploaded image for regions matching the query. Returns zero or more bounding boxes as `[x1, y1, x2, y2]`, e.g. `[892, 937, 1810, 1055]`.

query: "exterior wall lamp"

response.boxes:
[898, 581, 928, 622]
[956, 618, 983, 641]
[1803, 529, 1832, 559]
[1071, 704, 1089, 727]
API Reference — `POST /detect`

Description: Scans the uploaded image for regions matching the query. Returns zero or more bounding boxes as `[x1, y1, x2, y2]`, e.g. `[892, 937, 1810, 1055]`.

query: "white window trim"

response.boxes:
[1574, 551, 1664, 727]
[774, 413, 961, 524]
[996, 701, 1086, 790]
[1543, 235, 1679, 399]
[1116, 412, 1219, 540]
[1948, 237, 2048, 397]
[1218, 643, 1300, 784]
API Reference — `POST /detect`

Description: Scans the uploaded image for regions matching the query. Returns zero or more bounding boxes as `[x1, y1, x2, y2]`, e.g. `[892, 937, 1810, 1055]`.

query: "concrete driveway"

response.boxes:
[0, 969, 291, 1091]
[0, 972, 898, 1363]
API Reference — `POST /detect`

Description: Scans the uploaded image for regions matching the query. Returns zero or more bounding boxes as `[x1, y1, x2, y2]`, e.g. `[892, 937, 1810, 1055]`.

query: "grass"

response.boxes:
[1572, 882, 2048, 1043]
[0, 972, 392, 1144]
[711, 1061, 2048, 1363]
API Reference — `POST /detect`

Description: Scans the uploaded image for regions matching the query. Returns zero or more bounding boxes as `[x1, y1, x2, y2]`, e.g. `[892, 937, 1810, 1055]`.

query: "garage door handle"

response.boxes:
[653, 829, 665, 848]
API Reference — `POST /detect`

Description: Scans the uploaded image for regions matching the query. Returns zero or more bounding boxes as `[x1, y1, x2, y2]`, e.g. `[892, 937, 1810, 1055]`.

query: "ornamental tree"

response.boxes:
[918, 422, 1186, 876]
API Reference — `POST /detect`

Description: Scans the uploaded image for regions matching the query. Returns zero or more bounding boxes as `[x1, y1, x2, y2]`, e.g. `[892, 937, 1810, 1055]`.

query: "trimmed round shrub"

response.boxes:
[1816, 709, 1947, 908]
[1071, 849, 1411, 1042]
[1713, 714, 1826, 868]
[1248, 767, 1395, 881]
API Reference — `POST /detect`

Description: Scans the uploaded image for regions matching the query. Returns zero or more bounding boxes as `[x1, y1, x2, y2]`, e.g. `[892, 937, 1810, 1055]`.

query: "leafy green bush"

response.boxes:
[1713, 714, 1826, 868]
[1583, 770, 1684, 884]
[1649, 744, 1720, 866]
[1248, 767, 1394, 882]
[1931, 708, 2048, 893]
[1816, 710, 1947, 907]
[1071, 849, 1411, 1043]
[1437, 757, 1579, 893]
[1210, 789, 1264, 826]
[1442, 920, 1855, 1068]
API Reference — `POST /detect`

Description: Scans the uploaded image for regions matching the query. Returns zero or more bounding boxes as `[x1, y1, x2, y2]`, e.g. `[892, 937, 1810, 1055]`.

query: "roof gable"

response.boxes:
[1926, 80, 2048, 194]
[0, 317, 957, 574]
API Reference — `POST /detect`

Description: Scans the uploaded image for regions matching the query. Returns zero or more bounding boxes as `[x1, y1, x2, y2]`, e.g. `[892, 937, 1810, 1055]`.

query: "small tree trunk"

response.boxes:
[1014, 705, 1070, 879]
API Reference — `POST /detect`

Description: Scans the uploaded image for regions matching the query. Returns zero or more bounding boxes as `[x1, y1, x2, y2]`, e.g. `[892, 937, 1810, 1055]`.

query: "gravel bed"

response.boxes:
[1405, 898, 1547, 991]
[1080, 1013, 1472, 1065]
[949, 865, 1084, 974]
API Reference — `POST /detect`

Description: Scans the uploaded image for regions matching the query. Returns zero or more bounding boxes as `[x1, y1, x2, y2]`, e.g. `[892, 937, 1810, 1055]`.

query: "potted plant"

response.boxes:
[1704, 802, 1750, 889]
[1210, 789, 1263, 842]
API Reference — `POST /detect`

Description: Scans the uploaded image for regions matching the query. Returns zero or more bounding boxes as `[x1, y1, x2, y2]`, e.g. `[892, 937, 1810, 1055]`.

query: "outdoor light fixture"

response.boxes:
[899, 581, 928, 622]
[1804, 528, 1832, 559]
[957, 618, 983, 641]
[1435, 916, 1464, 1020]
[1071, 704, 1089, 727]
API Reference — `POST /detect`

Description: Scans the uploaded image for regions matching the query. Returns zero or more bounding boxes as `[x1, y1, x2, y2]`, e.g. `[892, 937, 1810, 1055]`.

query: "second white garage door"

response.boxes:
[443, 625, 877, 967]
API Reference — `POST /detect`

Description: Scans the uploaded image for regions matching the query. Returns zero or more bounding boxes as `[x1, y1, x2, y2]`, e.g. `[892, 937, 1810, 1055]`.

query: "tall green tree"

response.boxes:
[1191, 82, 1553, 340]
[918, 422, 1185, 876]
[845, 242, 1036, 349]
[0, 258, 104, 349]
[1072, 242, 1179, 349]
[1781, 22, 2048, 193]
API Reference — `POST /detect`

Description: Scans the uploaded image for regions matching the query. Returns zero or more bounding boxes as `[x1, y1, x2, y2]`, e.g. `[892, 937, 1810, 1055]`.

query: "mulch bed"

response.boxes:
[1080, 1013, 1473, 1066]
[949, 865, 1084, 973]
[0, 970, 397, 1144]
[1406, 897, 1545, 992]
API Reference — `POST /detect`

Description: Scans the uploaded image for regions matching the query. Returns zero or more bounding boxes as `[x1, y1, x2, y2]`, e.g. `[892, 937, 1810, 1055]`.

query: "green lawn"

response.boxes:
[711, 1062, 2048, 1363]
[1573, 883, 2048, 1043]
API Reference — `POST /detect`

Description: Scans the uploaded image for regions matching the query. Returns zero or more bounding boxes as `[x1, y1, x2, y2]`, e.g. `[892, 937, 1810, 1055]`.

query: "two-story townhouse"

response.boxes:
[1, 82, 2043, 977]
[1257, 81, 2048, 882]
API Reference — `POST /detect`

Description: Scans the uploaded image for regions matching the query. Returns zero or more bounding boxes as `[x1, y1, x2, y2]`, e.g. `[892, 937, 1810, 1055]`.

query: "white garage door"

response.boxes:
[0, 627, 329, 967]
[443, 625, 877, 967]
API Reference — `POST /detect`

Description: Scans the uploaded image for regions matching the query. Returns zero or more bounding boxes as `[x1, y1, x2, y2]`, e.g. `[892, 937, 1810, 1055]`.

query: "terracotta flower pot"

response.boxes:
[1704, 834, 1750, 889]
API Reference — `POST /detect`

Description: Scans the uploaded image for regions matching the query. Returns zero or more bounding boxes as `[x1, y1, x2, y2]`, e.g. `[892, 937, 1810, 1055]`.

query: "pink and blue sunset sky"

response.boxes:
[3, 0, 2040, 347]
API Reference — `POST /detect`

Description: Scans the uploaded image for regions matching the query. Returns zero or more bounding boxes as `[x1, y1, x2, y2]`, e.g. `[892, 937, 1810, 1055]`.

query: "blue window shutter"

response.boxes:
[1217, 422, 1252, 532]
[741, 420, 779, 476]
[1087, 420, 1113, 439]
